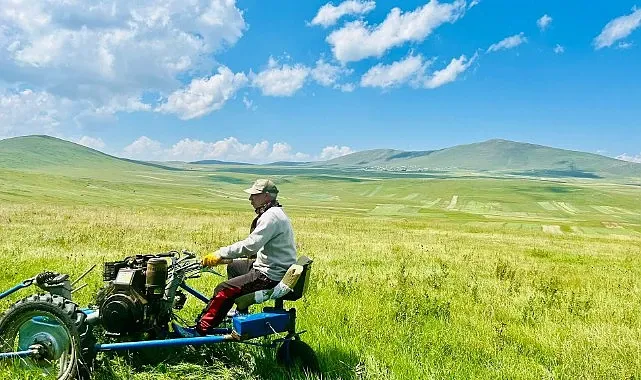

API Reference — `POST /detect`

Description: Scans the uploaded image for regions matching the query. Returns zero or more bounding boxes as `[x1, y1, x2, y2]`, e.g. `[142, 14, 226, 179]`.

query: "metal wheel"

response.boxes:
[0, 294, 84, 380]
[276, 338, 320, 374]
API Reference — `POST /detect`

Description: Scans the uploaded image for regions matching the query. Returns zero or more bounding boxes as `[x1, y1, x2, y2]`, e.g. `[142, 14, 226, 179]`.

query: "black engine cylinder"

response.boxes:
[101, 293, 143, 334]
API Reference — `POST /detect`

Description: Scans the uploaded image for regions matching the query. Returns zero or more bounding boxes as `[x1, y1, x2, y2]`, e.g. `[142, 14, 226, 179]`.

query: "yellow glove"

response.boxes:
[202, 252, 224, 267]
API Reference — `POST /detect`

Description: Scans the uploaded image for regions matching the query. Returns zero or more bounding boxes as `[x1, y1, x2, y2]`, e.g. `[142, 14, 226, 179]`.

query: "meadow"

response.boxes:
[0, 161, 640, 379]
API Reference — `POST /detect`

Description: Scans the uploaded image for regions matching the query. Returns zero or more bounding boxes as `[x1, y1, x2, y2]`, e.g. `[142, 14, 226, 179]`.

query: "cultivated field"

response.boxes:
[1, 163, 640, 379]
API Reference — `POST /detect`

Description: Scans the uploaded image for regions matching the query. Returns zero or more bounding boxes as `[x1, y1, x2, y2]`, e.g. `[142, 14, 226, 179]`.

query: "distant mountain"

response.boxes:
[0, 135, 180, 172]
[318, 139, 641, 179]
[190, 159, 254, 165]
[319, 149, 407, 167]
[268, 161, 311, 166]
[2, 136, 639, 180]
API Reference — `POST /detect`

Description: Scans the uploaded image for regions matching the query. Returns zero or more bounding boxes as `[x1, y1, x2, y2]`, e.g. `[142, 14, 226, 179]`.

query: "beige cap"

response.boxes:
[244, 179, 279, 195]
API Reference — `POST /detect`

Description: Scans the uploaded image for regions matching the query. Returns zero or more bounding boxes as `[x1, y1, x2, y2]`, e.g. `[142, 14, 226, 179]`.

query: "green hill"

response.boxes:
[191, 159, 253, 165]
[0, 135, 178, 173]
[320, 139, 641, 179]
[319, 149, 406, 167]
[2, 135, 640, 181]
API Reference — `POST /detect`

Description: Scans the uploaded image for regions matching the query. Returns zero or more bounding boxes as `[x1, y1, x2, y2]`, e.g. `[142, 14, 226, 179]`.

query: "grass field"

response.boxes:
[1, 157, 640, 379]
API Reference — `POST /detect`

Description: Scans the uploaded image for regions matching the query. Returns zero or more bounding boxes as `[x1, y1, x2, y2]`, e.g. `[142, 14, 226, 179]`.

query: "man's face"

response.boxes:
[249, 193, 270, 209]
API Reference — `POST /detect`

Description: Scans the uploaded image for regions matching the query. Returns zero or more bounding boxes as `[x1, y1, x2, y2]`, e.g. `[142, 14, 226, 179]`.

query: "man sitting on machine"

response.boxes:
[195, 179, 297, 336]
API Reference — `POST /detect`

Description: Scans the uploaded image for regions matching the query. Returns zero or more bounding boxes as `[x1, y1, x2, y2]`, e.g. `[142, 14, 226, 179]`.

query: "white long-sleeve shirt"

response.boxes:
[217, 207, 297, 281]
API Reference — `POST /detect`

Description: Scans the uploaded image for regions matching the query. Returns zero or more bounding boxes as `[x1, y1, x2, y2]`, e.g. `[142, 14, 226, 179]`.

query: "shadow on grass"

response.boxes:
[92, 340, 361, 380]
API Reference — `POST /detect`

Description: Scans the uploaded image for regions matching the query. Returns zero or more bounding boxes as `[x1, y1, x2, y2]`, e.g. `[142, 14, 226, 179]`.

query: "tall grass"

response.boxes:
[1, 202, 639, 379]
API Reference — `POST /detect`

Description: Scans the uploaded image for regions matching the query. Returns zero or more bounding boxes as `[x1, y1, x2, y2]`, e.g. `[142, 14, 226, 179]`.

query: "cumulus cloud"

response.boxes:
[269, 142, 311, 162]
[76, 136, 106, 151]
[320, 145, 354, 160]
[361, 54, 427, 88]
[617, 41, 634, 49]
[423, 53, 477, 88]
[311, 59, 353, 87]
[326, 0, 466, 63]
[123, 136, 164, 160]
[0, 0, 247, 134]
[310, 0, 376, 28]
[616, 153, 641, 163]
[1, 0, 246, 98]
[94, 96, 152, 115]
[0, 89, 76, 137]
[594, 7, 641, 49]
[122, 136, 311, 163]
[487, 33, 527, 53]
[468, 0, 480, 9]
[156, 67, 248, 119]
[251, 58, 310, 97]
[537, 14, 553, 31]
[360, 52, 476, 89]
[242, 95, 256, 110]
[337, 83, 356, 92]
[553, 44, 565, 54]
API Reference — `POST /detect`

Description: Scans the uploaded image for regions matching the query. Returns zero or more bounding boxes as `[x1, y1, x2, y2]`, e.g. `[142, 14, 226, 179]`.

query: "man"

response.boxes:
[196, 179, 297, 335]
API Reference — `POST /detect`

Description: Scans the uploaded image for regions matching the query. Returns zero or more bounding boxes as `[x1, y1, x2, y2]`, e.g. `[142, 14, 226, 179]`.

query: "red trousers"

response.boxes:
[196, 260, 277, 334]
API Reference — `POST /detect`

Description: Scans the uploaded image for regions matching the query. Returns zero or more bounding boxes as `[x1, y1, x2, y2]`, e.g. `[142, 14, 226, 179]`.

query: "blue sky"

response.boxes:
[0, 0, 640, 163]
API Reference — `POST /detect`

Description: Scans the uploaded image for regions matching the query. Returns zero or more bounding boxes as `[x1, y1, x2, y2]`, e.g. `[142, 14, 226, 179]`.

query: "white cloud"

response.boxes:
[122, 136, 312, 163]
[94, 96, 152, 115]
[593, 8, 641, 49]
[617, 41, 634, 49]
[537, 14, 553, 31]
[156, 66, 248, 120]
[1, 0, 246, 98]
[123, 136, 164, 160]
[0, 0, 247, 133]
[336, 83, 356, 92]
[361, 54, 427, 88]
[269, 142, 311, 162]
[242, 95, 256, 110]
[310, 0, 376, 28]
[553, 44, 565, 54]
[0, 89, 76, 137]
[423, 53, 477, 89]
[616, 153, 641, 163]
[311, 59, 352, 87]
[360, 52, 475, 89]
[326, 0, 466, 63]
[487, 33, 527, 53]
[320, 145, 354, 160]
[76, 136, 106, 151]
[468, 0, 480, 9]
[251, 58, 310, 97]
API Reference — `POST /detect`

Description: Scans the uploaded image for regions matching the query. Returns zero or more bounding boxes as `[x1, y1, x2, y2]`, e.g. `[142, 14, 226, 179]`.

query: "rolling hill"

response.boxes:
[190, 159, 253, 165]
[1, 135, 639, 180]
[0, 135, 180, 172]
[318, 139, 641, 179]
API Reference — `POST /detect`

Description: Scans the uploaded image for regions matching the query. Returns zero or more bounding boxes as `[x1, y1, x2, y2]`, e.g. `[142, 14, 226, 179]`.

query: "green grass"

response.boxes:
[0, 139, 640, 379]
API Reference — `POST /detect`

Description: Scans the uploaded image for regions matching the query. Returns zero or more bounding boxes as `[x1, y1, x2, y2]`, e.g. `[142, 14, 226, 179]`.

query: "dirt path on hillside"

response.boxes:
[542, 225, 562, 234]
[135, 175, 174, 182]
[446, 195, 458, 210]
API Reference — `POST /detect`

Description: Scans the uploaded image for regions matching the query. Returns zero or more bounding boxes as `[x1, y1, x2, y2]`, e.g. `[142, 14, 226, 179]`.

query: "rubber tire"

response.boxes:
[276, 339, 320, 374]
[0, 293, 86, 380]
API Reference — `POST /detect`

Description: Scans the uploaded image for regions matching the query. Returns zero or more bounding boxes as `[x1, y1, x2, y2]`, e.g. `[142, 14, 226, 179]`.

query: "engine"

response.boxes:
[98, 254, 172, 335]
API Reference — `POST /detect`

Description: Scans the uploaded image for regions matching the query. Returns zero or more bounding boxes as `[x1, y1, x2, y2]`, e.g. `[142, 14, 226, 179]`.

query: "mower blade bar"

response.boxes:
[0, 350, 36, 360]
[95, 335, 231, 352]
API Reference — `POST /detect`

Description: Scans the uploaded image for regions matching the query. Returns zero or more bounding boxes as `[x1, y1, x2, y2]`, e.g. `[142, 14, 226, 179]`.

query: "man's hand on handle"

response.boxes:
[201, 252, 233, 267]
